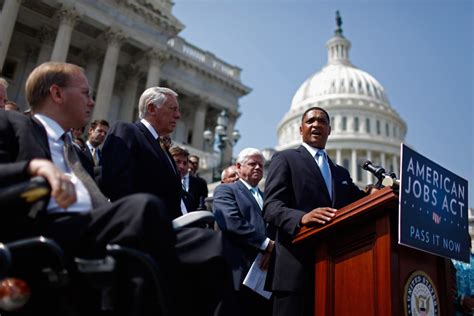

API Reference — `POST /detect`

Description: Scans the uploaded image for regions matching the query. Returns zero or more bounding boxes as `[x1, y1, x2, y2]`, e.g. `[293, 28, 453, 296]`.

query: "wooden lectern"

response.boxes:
[293, 187, 454, 316]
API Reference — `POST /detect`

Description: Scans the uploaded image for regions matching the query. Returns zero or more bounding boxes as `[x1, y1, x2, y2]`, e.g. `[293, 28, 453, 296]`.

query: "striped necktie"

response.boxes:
[63, 133, 108, 208]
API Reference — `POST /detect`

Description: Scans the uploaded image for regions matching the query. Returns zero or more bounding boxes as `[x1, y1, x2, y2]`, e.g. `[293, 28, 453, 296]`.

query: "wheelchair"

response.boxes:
[0, 176, 215, 315]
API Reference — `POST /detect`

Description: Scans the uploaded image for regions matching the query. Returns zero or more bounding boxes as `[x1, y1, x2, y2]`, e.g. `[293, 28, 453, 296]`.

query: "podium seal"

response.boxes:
[404, 271, 439, 316]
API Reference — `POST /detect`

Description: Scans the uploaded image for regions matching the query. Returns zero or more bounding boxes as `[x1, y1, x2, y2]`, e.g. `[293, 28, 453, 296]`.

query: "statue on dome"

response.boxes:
[335, 10, 343, 35]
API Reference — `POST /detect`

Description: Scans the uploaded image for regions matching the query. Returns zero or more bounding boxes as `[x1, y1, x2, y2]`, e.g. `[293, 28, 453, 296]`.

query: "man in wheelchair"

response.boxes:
[0, 62, 235, 315]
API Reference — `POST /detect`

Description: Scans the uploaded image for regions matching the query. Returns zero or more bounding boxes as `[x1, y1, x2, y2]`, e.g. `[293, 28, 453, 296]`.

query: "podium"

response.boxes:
[293, 187, 454, 316]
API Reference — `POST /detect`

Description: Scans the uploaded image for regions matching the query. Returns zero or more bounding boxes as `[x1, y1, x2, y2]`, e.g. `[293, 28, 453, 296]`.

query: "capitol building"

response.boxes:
[276, 13, 407, 186]
[0, 0, 250, 180]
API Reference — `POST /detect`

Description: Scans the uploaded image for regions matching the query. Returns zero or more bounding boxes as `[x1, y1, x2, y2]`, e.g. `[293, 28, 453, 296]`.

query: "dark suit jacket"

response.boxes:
[263, 145, 366, 292]
[100, 121, 183, 219]
[213, 180, 267, 289]
[0, 110, 94, 239]
[188, 174, 208, 210]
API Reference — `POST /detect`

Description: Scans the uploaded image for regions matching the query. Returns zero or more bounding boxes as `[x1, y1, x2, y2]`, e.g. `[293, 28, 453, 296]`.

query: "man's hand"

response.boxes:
[364, 184, 380, 194]
[300, 207, 337, 226]
[27, 159, 76, 208]
[259, 240, 275, 270]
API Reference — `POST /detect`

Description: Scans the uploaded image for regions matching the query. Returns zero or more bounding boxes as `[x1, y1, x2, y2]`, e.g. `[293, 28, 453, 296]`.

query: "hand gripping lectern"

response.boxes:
[293, 187, 454, 316]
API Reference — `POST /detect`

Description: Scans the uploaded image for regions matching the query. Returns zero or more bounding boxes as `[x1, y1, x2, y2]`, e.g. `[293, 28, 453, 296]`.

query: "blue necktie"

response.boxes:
[250, 187, 263, 210]
[316, 150, 332, 199]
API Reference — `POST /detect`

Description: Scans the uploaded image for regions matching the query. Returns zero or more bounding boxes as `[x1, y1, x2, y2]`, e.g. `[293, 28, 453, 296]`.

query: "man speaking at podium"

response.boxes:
[263, 107, 367, 316]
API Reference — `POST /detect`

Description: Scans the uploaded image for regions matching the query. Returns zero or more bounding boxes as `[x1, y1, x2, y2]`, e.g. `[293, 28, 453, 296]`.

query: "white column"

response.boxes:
[118, 65, 140, 122]
[14, 48, 37, 109]
[380, 152, 386, 169]
[348, 116, 354, 132]
[50, 7, 79, 62]
[145, 49, 167, 88]
[93, 29, 125, 121]
[191, 101, 208, 150]
[36, 27, 55, 65]
[366, 150, 373, 184]
[392, 155, 399, 176]
[336, 149, 342, 165]
[351, 149, 357, 180]
[81, 48, 102, 94]
[0, 0, 22, 71]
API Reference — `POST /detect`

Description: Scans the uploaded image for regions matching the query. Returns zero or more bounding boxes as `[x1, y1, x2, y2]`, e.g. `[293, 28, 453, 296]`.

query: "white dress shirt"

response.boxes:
[34, 114, 92, 213]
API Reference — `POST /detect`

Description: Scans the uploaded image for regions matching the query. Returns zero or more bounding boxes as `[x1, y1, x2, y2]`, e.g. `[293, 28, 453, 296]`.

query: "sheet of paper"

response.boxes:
[242, 252, 272, 300]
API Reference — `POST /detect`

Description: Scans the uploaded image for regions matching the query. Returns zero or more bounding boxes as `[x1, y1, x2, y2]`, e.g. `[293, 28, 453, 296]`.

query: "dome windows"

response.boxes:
[354, 117, 359, 132]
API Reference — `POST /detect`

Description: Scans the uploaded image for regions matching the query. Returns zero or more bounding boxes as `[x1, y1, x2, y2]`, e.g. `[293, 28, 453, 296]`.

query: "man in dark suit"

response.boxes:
[213, 148, 274, 316]
[188, 154, 209, 207]
[100, 87, 183, 218]
[0, 62, 181, 313]
[84, 119, 109, 166]
[263, 107, 367, 316]
[100, 87, 237, 316]
[169, 146, 208, 212]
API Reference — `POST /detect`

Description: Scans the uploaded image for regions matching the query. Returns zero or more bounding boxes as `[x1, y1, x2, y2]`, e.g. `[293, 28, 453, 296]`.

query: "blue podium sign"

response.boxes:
[399, 144, 469, 262]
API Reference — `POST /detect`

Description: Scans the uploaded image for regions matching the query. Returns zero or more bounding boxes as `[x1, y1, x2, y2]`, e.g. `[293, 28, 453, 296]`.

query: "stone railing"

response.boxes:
[173, 141, 218, 170]
[167, 37, 241, 81]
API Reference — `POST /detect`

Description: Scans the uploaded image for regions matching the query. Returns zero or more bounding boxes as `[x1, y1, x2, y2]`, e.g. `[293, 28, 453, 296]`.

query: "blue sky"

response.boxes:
[173, 0, 473, 205]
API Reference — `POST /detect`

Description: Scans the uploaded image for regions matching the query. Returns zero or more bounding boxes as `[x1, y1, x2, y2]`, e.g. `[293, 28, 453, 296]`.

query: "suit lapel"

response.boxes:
[136, 122, 161, 154]
[236, 180, 261, 210]
[30, 117, 52, 159]
[327, 158, 338, 207]
[297, 145, 332, 202]
[84, 146, 94, 163]
[135, 122, 181, 183]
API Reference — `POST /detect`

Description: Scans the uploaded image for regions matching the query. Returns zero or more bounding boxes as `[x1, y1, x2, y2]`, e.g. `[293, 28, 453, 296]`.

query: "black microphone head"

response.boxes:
[362, 160, 373, 170]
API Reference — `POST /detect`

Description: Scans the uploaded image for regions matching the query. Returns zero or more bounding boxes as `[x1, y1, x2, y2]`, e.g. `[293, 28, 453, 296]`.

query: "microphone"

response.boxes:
[362, 160, 386, 180]
[361, 160, 399, 188]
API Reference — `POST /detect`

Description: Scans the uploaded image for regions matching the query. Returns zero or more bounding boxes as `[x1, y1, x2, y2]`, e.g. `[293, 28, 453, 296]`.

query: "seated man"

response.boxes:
[0, 62, 181, 314]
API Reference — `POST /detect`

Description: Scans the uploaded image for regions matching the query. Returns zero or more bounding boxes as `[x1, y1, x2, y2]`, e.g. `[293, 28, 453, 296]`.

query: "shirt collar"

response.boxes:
[239, 178, 258, 192]
[86, 140, 95, 151]
[302, 142, 326, 158]
[34, 114, 66, 142]
[141, 118, 159, 140]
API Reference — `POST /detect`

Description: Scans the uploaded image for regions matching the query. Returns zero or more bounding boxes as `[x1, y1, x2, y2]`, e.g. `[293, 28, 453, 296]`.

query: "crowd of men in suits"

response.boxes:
[0, 62, 377, 316]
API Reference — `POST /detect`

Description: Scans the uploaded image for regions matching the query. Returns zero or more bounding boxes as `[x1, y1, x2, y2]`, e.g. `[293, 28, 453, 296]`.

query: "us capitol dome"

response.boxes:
[276, 12, 407, 186]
